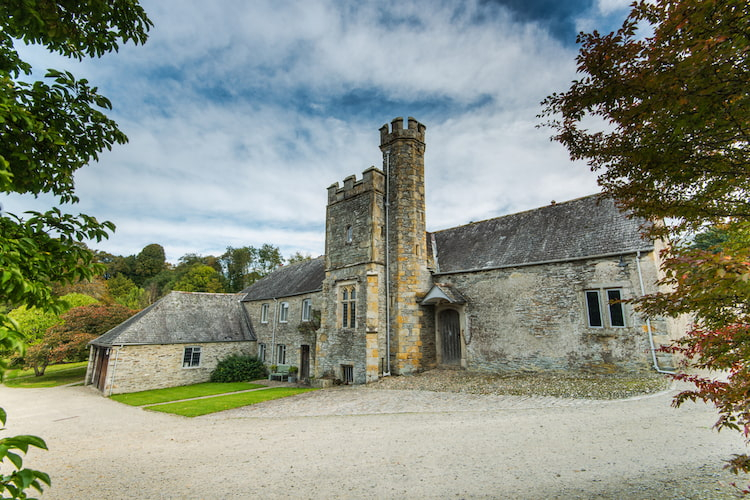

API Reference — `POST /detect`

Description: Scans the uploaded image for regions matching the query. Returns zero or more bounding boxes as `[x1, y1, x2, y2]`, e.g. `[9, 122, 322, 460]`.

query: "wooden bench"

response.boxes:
[268, 364, 291, 382]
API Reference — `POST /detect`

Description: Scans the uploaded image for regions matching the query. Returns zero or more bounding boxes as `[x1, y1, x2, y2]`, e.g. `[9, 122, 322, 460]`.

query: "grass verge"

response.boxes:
[3, 362, 88, 388]
[146, 387, 317, 417]
[111, 382, 268, 406]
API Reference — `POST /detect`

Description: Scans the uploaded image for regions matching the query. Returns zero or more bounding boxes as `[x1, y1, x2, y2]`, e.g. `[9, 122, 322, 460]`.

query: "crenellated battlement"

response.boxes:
[379, 117, 426, 147]
[327, 166, 385, 204]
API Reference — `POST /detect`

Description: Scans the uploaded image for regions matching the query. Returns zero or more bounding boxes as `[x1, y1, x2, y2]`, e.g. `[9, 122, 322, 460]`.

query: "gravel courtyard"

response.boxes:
[1, 372, 747, 499]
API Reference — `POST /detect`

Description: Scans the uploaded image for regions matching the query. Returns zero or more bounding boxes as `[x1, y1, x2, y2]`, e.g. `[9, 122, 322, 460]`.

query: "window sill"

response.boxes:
[585, 330, 618, 339]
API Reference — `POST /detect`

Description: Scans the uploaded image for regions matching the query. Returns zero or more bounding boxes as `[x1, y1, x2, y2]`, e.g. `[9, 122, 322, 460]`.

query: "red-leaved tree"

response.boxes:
[25, 304, 136, 376]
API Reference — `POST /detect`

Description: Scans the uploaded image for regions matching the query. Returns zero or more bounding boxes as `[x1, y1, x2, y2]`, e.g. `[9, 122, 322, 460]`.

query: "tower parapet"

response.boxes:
[379, 117, 426, 147]
[326, 167, 385, 204]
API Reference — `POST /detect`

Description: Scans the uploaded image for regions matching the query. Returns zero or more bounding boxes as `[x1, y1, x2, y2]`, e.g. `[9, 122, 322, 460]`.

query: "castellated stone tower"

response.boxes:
[315, 117, 433, 384]
[379, 117, 433, 375]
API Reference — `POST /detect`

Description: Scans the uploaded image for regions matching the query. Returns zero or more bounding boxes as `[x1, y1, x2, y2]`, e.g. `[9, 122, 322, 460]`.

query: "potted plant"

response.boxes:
[288, 365, 299, 383]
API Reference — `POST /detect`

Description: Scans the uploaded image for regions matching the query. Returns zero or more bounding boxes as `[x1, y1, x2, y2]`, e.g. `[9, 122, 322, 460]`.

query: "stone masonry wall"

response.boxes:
[242, 291, 321, 370]
[436, 253, 664, 373]
[103, 341, 255, 395]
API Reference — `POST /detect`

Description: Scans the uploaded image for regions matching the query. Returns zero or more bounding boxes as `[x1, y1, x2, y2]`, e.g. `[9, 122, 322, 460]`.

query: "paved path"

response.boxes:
[1, 384, 747, 499]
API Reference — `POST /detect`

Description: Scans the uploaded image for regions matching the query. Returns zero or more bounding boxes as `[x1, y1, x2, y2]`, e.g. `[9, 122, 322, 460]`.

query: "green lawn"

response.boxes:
[3, 362, 88, 388]
[111, 382, 268, 406]
[145, 387, 317, 417]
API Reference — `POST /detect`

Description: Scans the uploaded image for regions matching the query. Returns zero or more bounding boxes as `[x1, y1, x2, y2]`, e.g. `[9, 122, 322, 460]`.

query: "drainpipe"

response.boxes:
[635, 251, 674, 374]
[107, 345, 121, 397]
[271, 298, 279, 364]
[384, 150, 392, 377]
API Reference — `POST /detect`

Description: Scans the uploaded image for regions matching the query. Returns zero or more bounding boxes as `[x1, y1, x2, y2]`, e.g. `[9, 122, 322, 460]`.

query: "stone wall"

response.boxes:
[102, 341, 255, 395]
[317, 264, 386, 384]
[434, 252, 667, 373]
[243, 291, 320, 371]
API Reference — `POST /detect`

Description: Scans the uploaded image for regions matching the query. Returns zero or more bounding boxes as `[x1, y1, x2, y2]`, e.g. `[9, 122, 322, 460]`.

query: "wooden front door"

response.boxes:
[93, 347, 110, 391]
[439, 309, 461, 364]
[300, 345, 310, 380]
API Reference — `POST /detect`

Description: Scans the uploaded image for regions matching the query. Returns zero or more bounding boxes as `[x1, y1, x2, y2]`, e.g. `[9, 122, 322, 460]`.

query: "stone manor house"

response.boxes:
[87, 118, 682, 394]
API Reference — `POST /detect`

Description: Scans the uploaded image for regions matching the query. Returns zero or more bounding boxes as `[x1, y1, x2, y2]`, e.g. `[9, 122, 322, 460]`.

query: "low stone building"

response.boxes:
[86, 291, 255, 394]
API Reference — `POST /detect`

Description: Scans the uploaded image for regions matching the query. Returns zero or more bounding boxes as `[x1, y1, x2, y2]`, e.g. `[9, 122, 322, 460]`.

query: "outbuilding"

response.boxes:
[86, 291, 255, 395]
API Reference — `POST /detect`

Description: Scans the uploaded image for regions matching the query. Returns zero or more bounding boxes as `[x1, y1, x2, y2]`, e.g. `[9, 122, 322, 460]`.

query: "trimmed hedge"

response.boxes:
[210, 354, 267, 382]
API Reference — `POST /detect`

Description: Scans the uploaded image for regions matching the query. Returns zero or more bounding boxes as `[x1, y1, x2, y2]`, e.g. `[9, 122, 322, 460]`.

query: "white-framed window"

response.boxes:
[279, 302, 289, 323]
[183, 346, 201, 368]
[340, 285, 356, 328]
[261, 303, 269, 323]
[276, 344, 286, 365]
[301, 298, 312, 321]
[258, 343, 266, 362]
[585, 288, 626, 328]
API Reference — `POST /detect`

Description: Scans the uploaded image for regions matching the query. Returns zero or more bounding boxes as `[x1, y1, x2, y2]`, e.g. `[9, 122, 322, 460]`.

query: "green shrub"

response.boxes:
[210, 355, 267, 382]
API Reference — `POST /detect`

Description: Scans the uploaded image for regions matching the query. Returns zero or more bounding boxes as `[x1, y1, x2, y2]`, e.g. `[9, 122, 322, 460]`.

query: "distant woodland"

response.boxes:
[96, 243, 313, 310]
[3, 243, 311, 373]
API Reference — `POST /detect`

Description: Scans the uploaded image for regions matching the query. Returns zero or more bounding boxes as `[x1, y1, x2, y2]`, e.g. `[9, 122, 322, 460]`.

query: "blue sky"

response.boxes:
[7, 0, 631, 262]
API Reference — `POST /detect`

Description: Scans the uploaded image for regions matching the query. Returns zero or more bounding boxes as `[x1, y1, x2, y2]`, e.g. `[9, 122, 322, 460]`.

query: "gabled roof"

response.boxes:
[431, 195, 652, 274]
[240, 256, 325, 302]
[421, 283, 467, 305]
[90, 291, 255, 347]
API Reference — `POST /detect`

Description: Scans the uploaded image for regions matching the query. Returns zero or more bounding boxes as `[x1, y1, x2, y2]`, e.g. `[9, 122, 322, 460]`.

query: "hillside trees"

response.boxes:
[540, 0, 750, 485]
[0, 1, 152, 497]
[99, 243, 288, 299]
[25, 303, 136, 376]
[172, 264, 225, 293]
[220, 244, 284, 292]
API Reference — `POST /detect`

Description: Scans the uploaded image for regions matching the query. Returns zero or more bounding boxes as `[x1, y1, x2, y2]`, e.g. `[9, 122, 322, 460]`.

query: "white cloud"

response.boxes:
[7, 0, 608, 263]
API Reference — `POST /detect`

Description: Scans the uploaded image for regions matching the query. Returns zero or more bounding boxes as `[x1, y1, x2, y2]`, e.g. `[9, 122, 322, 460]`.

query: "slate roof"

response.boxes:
[431, 195, 653, 274]
[90, 291, 255, 346]
[240, 256, 325, 302]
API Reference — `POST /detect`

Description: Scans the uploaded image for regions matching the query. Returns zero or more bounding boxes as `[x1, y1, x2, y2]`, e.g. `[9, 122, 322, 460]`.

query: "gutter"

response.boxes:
[635, 250, 674, 375]
[272, 298, 279, 364]
[384, 150, 392, 377]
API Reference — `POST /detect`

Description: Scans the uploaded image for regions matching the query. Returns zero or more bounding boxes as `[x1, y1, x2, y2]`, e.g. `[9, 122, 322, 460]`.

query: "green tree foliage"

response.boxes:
[134, 243, 167, 285]
[287, 251, 313, 265]
[25, 303, 136, 375]
[172, 264, 225, 293]
[0, 406, 50, 500]
[210, 355, 267, 383]
[8, 293, 98, 346]
[220, 244, 284, 292]
[105, 274, 147, 310]
[692, 225, 731, 252]
[540, 0, 750, 488]
[0, 1, 151, 497]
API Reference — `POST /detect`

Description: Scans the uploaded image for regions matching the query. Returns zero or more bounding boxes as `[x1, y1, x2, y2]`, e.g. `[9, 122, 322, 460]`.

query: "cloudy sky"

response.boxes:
[7, 0, 632, 263]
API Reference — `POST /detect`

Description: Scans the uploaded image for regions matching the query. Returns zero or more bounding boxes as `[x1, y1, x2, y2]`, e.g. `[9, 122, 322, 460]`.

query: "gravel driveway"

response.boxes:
[1, 374, 747, 499]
